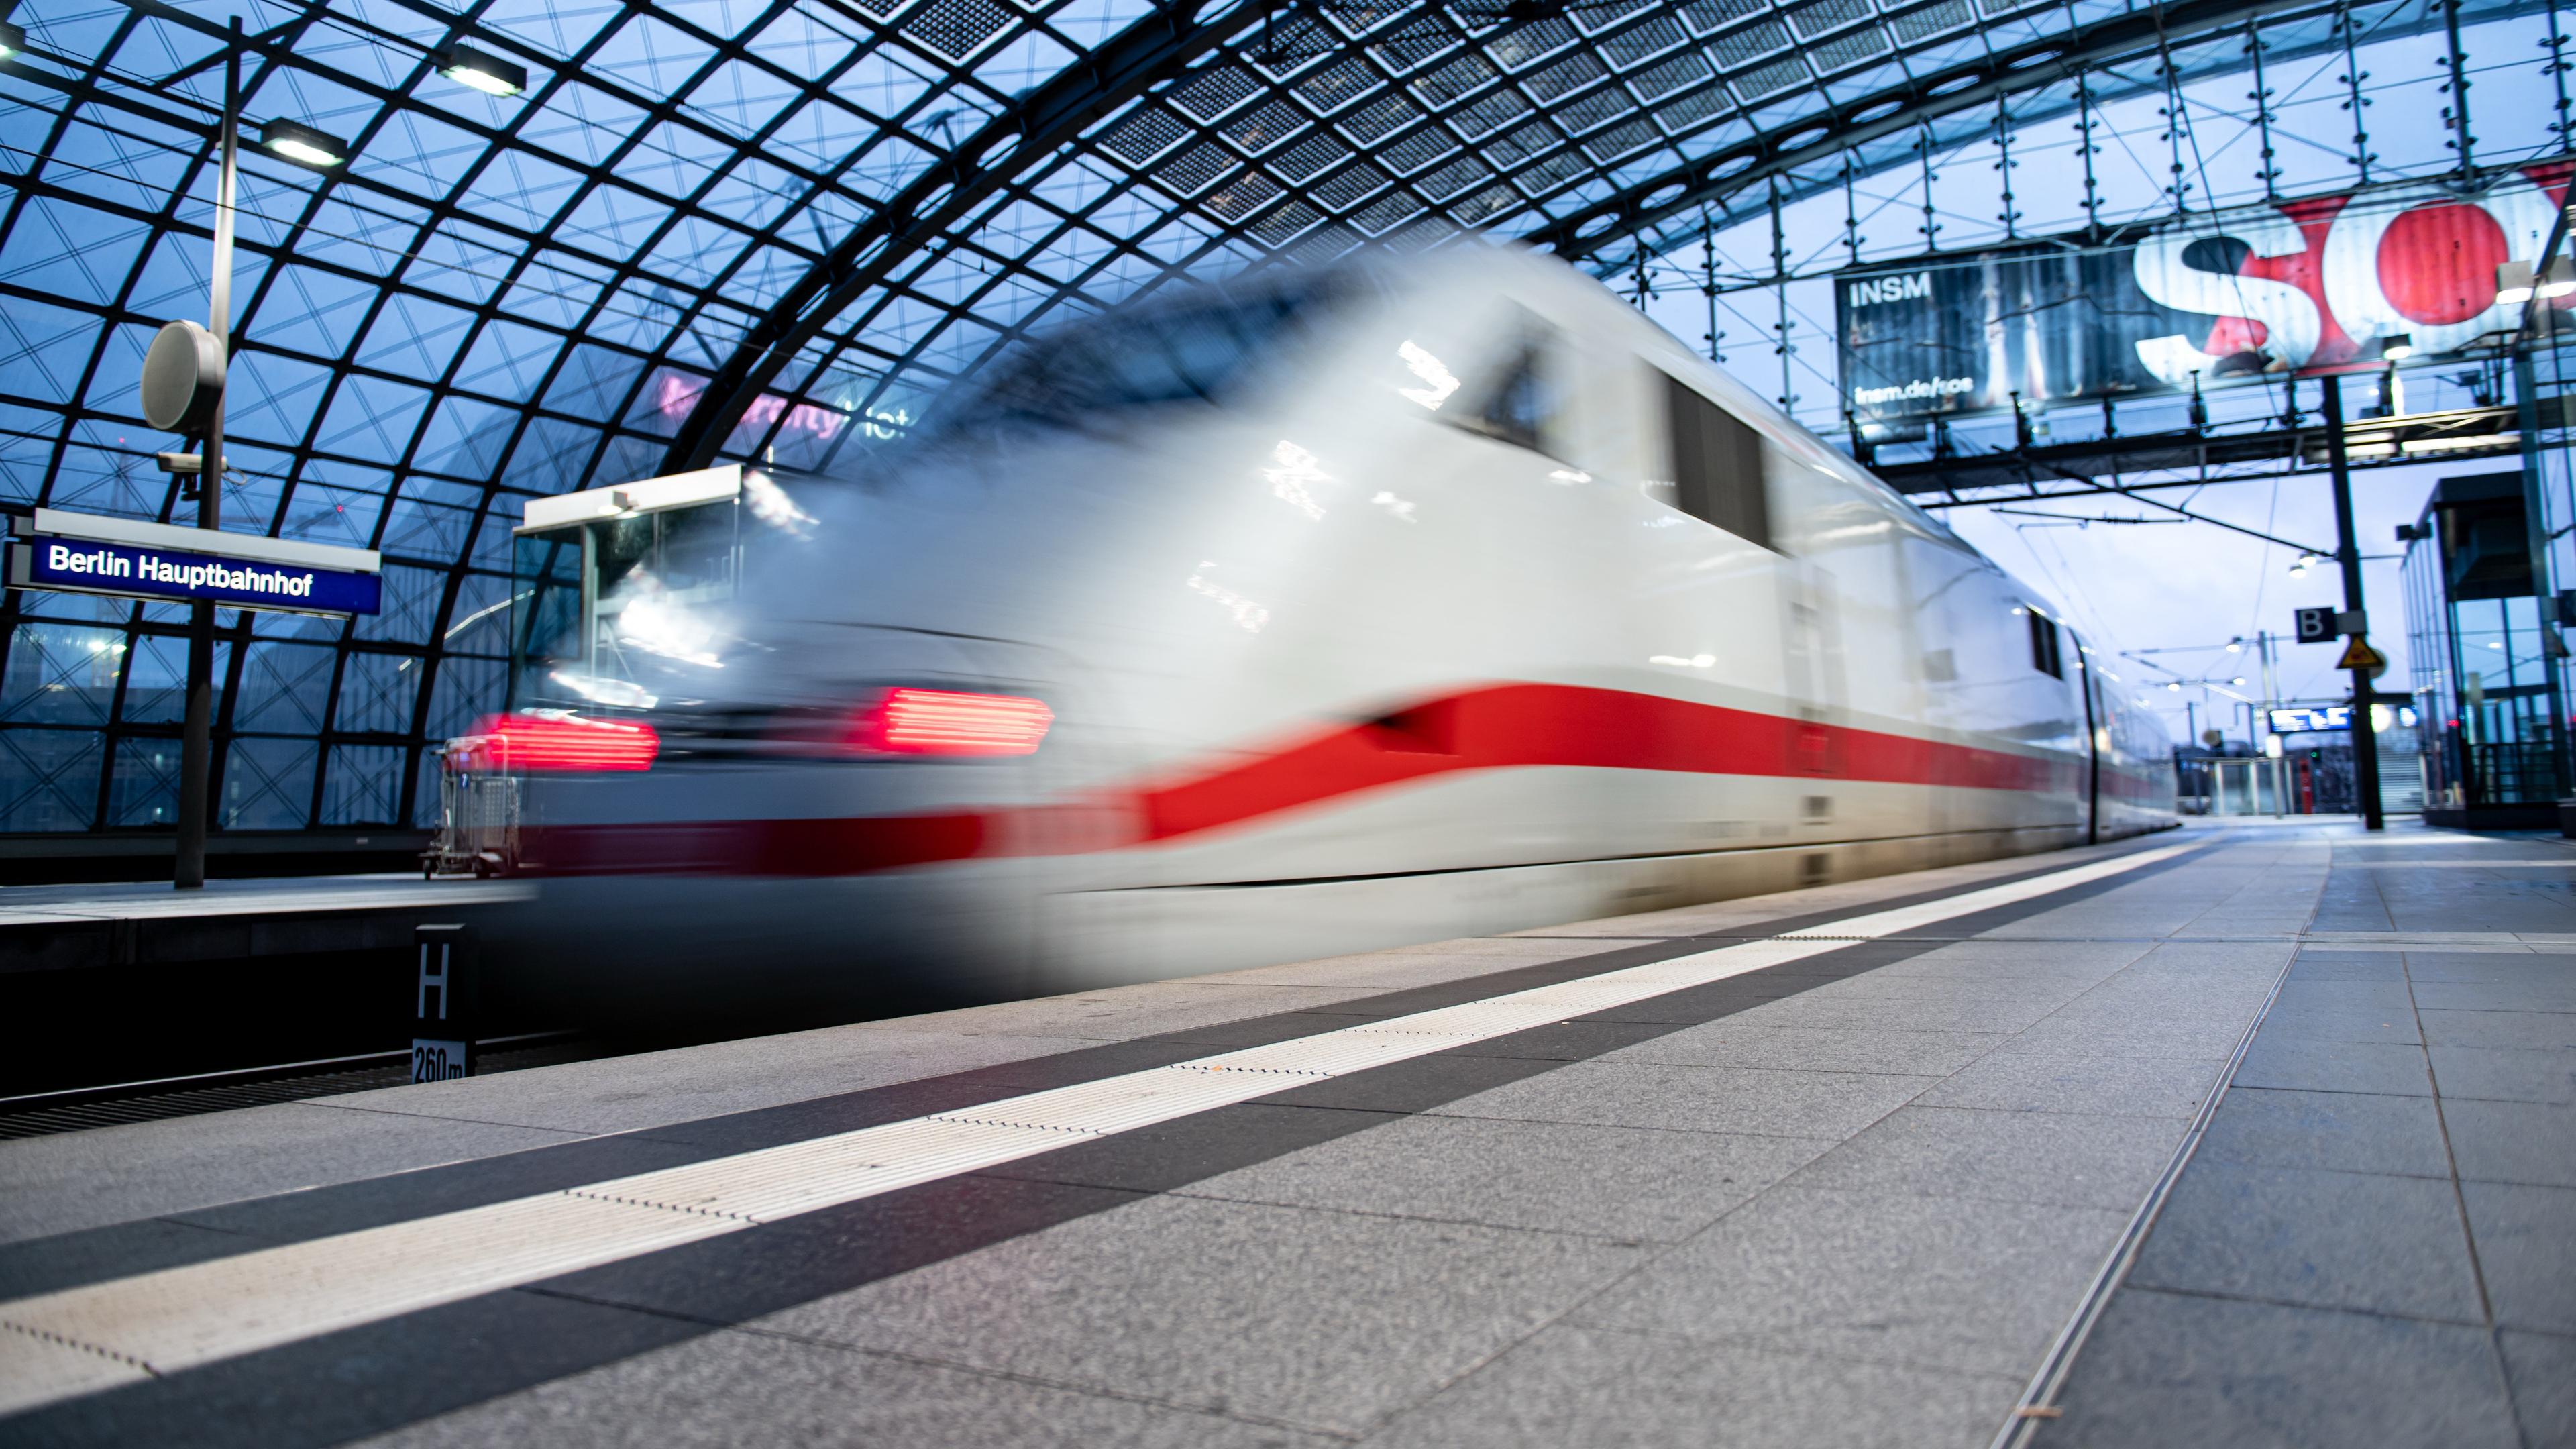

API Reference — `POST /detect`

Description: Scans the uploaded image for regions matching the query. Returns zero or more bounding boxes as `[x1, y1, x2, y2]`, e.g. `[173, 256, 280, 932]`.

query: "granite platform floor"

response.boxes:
[3, 820, 2523, 1448]
[2037, 823, 2576, 1449]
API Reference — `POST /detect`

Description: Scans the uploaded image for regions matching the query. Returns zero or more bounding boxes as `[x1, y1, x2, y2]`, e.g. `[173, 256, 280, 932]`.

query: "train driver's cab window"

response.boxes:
[1468, 341, 1558, 455]
[1660, 372, 1773, 551]
[2027, 609, 2064, 678]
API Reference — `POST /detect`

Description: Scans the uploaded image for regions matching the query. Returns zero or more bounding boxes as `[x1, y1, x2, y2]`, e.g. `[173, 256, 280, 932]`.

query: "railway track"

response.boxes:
[0, 1032, 598, 1140]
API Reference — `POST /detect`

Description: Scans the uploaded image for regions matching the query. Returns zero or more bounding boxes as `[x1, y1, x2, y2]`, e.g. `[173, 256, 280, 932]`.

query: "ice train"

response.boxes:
[486, 245, 2172, 1010]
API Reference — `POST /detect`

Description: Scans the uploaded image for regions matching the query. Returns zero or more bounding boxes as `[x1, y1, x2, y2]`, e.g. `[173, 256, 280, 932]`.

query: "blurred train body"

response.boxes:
[490, 246, 2172, 1014]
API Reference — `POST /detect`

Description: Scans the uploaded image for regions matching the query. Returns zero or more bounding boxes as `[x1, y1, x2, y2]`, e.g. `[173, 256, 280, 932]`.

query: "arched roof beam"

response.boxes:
[662, 0, 1269, 474]
[1521, 0, 2333, 266]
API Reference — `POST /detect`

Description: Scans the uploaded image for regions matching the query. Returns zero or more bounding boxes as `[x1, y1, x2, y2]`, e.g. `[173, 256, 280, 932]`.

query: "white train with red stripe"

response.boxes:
[487, 245, 2171, 1013]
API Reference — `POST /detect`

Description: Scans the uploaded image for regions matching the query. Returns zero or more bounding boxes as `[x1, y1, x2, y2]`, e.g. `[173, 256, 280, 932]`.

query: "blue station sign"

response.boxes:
[2269, 706, 2351, 733]
[7, 508, 382, 616]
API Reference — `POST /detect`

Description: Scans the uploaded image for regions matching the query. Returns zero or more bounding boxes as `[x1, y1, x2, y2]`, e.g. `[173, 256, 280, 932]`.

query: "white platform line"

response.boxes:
[0, 840, 2192, 1412]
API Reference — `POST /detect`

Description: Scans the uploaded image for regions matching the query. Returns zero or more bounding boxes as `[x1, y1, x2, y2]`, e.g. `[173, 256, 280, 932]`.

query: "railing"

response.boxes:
[2178, 757, 2283, 816]
[2460, 739, 2565, 808]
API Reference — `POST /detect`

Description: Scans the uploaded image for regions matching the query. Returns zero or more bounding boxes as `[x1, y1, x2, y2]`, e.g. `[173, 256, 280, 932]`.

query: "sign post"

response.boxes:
[2320, 373, 2385, 832]
[178, 19, 242, 892]
[411, 924, 476, 1083]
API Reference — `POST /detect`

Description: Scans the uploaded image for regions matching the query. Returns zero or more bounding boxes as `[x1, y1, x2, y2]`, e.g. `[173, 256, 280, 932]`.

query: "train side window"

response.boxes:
[1661, 372, 1772, 550]
[2028, 610, 2063, 678]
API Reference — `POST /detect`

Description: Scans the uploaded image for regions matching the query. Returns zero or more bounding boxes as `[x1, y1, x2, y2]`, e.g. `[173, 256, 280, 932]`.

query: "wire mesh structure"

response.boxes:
[0, 0, 2541, 837]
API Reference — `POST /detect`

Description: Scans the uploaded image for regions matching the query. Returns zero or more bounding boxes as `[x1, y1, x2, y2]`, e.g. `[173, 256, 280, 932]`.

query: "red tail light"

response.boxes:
[844, 688, 1053, 757]
[466, 713, 659, 772]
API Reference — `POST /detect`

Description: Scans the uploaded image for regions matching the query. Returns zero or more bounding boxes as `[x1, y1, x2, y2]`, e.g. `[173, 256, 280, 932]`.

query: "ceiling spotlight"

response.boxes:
[2541, 256, 2576, 301]
[436, 42, 527, 97]
[260, 117, 352, 168]
[2497, 260, 2536, 307]
[2381, 332, 2414, 360]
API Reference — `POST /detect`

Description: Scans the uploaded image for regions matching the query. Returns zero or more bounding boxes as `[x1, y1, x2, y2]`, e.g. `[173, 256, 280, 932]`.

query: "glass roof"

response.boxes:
[0, 0, 2510, 835]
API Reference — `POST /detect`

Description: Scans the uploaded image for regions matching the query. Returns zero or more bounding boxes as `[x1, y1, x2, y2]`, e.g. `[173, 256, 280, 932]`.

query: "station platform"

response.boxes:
[0, 875, 532, 974]
[0, 819, 2565, 1447]
[0, 874, 543, 1105]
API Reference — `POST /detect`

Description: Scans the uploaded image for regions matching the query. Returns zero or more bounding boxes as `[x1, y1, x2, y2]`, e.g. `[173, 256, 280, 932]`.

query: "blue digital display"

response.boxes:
[13, 537, 382, 615]
[2269, 706, 2350, 733]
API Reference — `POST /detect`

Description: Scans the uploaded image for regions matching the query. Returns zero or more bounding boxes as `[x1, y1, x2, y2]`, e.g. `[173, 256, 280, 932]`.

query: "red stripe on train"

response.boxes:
[519, 682, 2110, 877]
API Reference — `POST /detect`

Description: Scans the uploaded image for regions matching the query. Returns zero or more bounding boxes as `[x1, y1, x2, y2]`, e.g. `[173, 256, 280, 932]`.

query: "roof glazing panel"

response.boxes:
[0, 0, 2528, 834]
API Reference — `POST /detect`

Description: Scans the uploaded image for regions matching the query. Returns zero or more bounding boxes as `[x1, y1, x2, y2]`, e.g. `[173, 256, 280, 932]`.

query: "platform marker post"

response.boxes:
[410, 924, 476, 1082]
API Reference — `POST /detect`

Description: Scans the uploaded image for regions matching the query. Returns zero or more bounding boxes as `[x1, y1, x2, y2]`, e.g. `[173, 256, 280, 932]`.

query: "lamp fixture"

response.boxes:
[2381, 332, 2414, 360]
[0, 19, 25, 56]
[259, 117, 351, 168]
[2498, 257, 2576, 306]
[435, 42, 526, 97]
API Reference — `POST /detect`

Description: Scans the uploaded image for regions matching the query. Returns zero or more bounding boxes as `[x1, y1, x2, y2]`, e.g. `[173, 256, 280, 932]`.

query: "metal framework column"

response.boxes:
[2514, 345, 2572, 794]
[2249, 19, 2282, 199]
[1701, 217, 1723, 364]
[1770, 176, 1792, 413]
[2546, 0, 2573, 151]
[2339, 0, 2376, 184]
[2069, 68, 2105, 239]
[2443, 0, 2477, 182]
[1994, 95, 2020, 238]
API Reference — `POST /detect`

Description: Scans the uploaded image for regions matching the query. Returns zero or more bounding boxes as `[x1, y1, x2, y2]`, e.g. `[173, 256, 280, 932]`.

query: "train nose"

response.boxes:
[486, 866, 1042, 1026]
[474, 627, 1075, 1020]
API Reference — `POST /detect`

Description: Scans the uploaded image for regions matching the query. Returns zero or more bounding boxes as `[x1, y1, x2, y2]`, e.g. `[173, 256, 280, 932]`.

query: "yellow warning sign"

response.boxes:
[2337, 637, 2388, 674]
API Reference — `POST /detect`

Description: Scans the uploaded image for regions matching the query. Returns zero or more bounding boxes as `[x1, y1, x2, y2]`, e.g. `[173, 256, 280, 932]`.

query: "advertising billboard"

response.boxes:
[1836, 162, 2573, 425]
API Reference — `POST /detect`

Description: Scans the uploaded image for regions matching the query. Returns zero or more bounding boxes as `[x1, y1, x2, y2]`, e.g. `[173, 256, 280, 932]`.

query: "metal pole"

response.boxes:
[2261, 630, 2285, 815]
[176, 16, 238, 889]
[2322, 373, 2385, 830]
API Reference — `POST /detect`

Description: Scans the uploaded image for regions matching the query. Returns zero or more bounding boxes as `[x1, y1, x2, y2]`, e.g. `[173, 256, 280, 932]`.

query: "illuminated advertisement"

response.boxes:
[1835, 162, 2573, 424]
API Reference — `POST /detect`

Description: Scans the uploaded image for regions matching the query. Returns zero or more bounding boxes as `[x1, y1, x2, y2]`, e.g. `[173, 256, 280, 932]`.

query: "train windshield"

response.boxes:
[934, 270, 1365, 436]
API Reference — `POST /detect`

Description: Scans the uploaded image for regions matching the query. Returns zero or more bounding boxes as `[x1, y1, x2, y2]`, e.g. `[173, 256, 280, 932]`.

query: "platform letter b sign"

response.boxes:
[411, 923, 475, 1083]
[2294, 607, 2337, 645]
